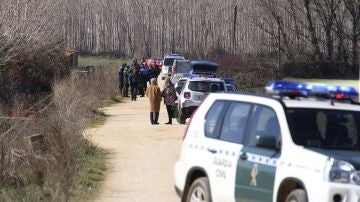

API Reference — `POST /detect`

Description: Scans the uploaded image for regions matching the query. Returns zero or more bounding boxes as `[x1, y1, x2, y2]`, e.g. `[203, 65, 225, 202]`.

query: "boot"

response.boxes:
[150, 112, 154, 124]
[154, 112, 159, 124]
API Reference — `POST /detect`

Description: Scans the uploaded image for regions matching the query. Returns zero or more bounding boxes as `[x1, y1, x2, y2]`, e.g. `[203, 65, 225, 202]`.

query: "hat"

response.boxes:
[150, 78, 157, 84]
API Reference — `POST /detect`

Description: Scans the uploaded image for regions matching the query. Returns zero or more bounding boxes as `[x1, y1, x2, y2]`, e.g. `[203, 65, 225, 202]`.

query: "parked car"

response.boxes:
[171, 60, 192, 78]
[161, 54, 185, 80]
[225, 83, 237, 92]
[176, 77, 227, 124]
[173, 76, 190, 98]
[190, 61, 218, 78]
[174, 80, 360, 202]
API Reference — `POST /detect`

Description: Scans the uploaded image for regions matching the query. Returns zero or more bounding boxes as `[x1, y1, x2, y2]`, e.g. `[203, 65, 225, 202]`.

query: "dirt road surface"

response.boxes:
[90, 80, 186, 202]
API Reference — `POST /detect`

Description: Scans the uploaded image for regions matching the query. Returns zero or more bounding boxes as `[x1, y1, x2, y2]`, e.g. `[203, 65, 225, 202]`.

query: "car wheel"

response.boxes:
[285, 189, 308, 202]
[185, 177, 212, 202]
[179, 111, 186, 124]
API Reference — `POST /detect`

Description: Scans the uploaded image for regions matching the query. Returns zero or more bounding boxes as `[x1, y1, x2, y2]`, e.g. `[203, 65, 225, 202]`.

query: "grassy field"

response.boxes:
[79, 56, 130, 67]
[286, 77, 359, 91]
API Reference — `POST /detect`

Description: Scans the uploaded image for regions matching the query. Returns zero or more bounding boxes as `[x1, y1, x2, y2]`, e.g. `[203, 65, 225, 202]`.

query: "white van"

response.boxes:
[161, 54, 185, 80]
[172, 60, 192, 77]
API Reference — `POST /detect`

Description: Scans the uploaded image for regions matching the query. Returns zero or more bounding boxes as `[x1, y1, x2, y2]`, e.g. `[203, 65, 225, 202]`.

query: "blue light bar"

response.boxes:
[265, 80, 359, 101]
[265, 80, 308, 97]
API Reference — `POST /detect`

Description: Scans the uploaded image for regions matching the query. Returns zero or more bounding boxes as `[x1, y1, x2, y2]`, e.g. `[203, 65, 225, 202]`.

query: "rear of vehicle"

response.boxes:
[191, 61, 218, 78]
[178, 78, 226, 124]
[172, 60, 192, 76]
[161, 55, 185, 80]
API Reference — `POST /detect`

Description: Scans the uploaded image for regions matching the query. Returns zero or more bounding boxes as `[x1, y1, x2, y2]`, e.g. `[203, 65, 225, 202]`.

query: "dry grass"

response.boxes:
[0, 67, 120, 201]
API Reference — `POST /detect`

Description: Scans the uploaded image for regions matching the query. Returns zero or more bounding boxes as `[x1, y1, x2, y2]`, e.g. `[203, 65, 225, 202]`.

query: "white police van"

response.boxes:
[174, 80, 360, 202]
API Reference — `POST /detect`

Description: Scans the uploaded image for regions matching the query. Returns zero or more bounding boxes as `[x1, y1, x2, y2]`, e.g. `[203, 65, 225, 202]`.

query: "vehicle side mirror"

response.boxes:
[176, 87, 182, 94]
[256, 135, 278, 150]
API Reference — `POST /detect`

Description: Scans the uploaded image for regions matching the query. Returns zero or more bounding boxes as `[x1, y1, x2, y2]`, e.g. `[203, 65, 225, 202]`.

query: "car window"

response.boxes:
[188, 81, 225, 92]
[219, 102, 251, 144]
[287, 108, 360, 150]
[248, 105, 281, 147]
[164, 58, 175, 66]
[205, 101, 227, 139]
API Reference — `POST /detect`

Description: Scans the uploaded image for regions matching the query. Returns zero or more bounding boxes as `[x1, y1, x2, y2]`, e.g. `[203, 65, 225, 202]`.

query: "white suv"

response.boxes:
[176, 77, 227, 124]
[174, 80, 360, 202]
[161, 54, 185, 80]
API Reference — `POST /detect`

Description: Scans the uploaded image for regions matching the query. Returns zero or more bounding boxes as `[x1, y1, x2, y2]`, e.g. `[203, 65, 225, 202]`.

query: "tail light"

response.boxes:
[183, 96, 207, 140]
[335, 93, 345, 100]
[184, 92, 191, 99]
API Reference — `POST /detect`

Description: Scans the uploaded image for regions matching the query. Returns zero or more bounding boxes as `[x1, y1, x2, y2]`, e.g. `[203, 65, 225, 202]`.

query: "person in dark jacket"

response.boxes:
[129, 68, 140, 101]
[118, 63, 126, 95]
[122, 66, 130, 97]
[162, 77, 177, 124]
[139, 64, 149, 97]
[149, 64, 159, 80]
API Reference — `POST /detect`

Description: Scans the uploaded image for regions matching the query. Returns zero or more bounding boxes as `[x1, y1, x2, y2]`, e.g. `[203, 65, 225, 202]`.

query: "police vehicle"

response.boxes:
[174, 80, 360, 202]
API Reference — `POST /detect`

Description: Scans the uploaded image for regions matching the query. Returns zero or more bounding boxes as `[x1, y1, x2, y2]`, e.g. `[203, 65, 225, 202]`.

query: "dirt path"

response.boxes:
[89, 80, 185, 202]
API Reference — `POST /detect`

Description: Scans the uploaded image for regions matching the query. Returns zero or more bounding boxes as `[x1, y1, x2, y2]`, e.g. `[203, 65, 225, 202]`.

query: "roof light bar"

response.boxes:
[265, 80, 308, 97]
[266, 80, 359, 101]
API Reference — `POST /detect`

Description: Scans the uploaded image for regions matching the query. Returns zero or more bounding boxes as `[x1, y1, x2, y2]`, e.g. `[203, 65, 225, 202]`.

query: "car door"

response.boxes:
[206, 101, 253, 202]
[235, 104, 281, 202]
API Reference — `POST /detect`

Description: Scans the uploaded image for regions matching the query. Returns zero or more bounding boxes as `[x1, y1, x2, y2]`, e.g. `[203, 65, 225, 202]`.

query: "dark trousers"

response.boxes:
[166, 105, 173, 123]
[150, 112, 159, 124]
[122, 82, 129, 97]
[138, 84, 144, 97]
[119, 79, 124, 95]
[130, 83, 138, 100]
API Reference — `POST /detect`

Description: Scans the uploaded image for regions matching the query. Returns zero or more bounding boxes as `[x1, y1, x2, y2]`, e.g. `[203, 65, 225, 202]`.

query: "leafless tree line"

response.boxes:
[255, 0, 360, 74]
[63, 0, 266, 58]
[63, 0, 359, 70]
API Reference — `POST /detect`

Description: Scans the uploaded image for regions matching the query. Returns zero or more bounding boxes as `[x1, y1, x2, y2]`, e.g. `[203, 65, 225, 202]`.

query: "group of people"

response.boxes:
[118, 58, 177, 125]
[118, 59, 161, 101]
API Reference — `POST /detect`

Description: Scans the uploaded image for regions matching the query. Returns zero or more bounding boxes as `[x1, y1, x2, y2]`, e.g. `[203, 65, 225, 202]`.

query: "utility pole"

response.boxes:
[276, 16, 282, 79]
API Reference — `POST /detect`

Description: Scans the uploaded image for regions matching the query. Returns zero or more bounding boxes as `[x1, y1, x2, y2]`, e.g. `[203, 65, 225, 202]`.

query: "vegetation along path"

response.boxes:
[90, 79, 186, 202]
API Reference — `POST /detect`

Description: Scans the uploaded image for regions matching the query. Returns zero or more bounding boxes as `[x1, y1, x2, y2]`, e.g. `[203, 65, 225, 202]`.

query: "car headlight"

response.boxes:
[325, 158, 360, 185]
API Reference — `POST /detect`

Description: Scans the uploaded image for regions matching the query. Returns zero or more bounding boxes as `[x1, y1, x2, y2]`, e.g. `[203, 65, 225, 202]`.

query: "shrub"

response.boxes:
[0, 67, 118, 201]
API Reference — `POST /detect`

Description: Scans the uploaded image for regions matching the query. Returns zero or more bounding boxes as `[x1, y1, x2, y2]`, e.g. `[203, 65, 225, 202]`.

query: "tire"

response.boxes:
[185, 177, 212, 202]
[178, 111, 187, 124]
[285, 189, 308, 202]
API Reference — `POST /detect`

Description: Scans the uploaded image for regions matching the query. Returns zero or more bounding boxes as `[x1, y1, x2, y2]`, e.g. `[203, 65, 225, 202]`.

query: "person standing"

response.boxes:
[146, 78, 162, 125]
[122, 66, 130, 97]
[129, 68, 140, 101]
[149, 65, 158, 80]
[118, 63, 126, 95]
[162, 77, 177, 124]
[139, 64, 149, 97]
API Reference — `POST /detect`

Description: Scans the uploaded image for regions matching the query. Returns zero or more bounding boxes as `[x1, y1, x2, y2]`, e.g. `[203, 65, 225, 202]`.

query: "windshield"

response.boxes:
[164, 58, 183, 66]
[287, 108, 360, 150]
[188, 81, 225, 93]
